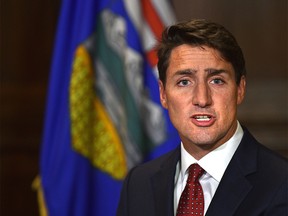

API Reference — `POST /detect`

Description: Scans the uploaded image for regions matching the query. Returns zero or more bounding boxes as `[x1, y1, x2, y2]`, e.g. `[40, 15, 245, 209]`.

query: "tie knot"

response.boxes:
[187, 163, 204, 183]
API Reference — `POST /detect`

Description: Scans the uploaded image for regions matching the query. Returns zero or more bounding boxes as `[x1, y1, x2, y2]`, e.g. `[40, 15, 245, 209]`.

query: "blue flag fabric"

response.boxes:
[40, 0, 180, 215]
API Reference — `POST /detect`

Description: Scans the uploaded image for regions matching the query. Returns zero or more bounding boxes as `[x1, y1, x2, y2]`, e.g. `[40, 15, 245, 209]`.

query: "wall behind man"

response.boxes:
[0, 0, 60, 215]
[0, 0, 287, 215]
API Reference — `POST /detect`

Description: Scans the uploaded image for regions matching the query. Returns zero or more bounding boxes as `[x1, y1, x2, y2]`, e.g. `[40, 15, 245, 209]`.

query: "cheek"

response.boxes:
[215, 91, 238, 115]
[166, 94, 187, 118]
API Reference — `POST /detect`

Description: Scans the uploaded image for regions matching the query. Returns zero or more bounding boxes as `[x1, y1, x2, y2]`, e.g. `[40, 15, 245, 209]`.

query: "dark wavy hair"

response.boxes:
[157, 19, 246, 85]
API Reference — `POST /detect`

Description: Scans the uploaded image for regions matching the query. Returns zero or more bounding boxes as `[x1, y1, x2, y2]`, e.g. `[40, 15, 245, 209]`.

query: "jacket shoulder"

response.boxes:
[129, 147, 180, 177]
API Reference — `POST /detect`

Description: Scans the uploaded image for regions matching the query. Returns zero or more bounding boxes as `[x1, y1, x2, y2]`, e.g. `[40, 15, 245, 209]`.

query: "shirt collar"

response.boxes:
[180, 121, 244, 182]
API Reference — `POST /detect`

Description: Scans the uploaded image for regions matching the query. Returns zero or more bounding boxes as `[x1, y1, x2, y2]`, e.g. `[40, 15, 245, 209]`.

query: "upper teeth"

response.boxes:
[195, 116, 210, 121]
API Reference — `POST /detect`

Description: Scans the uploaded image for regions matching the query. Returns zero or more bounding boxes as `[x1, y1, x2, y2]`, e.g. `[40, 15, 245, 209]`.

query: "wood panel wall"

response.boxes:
[0, 0, 287, 215]
[0, 0, 60, 215]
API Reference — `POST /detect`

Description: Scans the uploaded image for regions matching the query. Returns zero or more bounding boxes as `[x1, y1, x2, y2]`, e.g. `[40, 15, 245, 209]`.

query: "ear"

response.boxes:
[237, 76, 246, 105]
[158, 80, 168, 109]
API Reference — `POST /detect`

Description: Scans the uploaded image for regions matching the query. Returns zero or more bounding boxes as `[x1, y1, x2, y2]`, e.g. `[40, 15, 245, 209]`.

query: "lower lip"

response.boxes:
[191, 117, 216, 127]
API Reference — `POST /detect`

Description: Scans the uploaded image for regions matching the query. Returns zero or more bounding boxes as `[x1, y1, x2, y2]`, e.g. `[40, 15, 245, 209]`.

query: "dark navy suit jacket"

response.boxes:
[117, 129, 288, 216]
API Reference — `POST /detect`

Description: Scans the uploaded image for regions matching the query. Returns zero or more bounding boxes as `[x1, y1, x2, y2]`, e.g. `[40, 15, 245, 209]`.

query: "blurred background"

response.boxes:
[0, 0, 287, 215]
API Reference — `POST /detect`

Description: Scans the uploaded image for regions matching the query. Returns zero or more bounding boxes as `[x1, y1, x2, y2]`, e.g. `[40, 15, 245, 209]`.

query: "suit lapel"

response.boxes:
[206, 129, 258, 216]
[151, 147, 180, 216]
[205, 161, 252, 215]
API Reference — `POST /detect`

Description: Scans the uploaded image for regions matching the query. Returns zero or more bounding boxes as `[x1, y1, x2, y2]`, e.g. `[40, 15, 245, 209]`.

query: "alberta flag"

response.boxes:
[38, 0, 180, 215]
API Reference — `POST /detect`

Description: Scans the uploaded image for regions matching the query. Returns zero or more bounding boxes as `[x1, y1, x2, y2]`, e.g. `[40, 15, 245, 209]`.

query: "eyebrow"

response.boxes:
[204, 68, 227, 75]
[174, 68, 227, 76]
[174, 69, 197, 76]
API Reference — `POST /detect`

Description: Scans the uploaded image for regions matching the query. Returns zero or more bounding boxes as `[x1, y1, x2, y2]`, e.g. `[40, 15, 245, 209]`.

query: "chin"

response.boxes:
[190, 132, 226, 147]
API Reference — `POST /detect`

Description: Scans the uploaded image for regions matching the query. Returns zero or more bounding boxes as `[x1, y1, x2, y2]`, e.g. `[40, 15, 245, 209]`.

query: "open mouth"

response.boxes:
[193, 115, 212, 122]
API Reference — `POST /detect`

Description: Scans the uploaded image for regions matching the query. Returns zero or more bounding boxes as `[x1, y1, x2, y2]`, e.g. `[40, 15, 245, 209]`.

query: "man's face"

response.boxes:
[159, 45, 246, 158]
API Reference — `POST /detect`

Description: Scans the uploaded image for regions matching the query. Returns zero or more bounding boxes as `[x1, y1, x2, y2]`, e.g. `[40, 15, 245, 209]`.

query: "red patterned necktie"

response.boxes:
[176, 163, 205, 216]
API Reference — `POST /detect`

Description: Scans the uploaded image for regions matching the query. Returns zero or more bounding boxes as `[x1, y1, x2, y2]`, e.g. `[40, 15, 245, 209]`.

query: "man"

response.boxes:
[117, 19, 287, 216]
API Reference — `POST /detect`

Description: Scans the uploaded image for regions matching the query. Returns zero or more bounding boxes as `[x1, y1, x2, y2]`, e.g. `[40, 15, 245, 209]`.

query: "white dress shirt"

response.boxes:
[174, 121, 244, 215]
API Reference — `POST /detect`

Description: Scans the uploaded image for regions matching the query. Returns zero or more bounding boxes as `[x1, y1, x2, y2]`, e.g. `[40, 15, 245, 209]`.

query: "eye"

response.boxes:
[178, 79, 191, 86]
[210, 78, 224, 85]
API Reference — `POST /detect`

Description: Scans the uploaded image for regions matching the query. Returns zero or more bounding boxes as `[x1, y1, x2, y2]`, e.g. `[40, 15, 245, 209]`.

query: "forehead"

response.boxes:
[167, 44, 232, 72]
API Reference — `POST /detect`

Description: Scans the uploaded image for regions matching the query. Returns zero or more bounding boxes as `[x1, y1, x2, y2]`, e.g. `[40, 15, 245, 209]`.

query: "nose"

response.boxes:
[192, 82, 212, 108]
